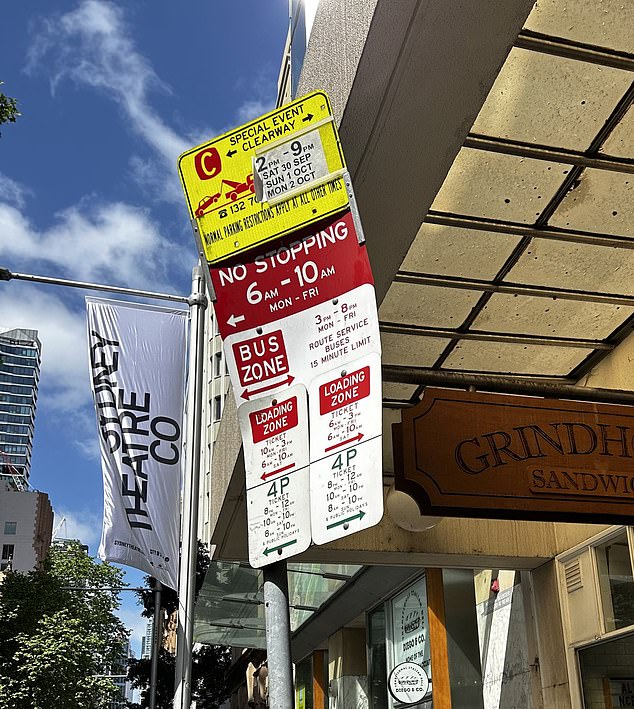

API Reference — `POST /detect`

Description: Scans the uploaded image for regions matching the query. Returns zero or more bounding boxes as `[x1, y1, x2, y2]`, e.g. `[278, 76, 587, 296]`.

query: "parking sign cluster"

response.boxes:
[180, 92, 383, 568]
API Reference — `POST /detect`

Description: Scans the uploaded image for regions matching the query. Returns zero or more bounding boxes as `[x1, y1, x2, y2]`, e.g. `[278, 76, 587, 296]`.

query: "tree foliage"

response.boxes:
[127, 542, 230, 708]
[0, 81, 19, 133]
[0, 541, 128, 709]
[126, 645, 231, 709]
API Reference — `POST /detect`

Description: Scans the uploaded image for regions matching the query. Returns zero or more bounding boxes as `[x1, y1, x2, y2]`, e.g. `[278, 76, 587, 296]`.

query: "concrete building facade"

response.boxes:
[0, 486, 53, 572]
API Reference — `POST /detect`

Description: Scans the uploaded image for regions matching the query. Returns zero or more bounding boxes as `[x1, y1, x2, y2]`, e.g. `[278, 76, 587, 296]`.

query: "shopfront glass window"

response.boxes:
[368, 605, 388, 709]
[595, 531, 634, 632]
[295, 655, 313, 709]
[579, 633, 634, 708]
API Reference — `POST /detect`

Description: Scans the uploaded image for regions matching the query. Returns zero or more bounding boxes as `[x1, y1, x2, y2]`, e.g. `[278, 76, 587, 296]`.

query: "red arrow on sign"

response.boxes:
[261, 463, 295, 481]
[241, 375, 295, 401]
[325, 432, 364, 453]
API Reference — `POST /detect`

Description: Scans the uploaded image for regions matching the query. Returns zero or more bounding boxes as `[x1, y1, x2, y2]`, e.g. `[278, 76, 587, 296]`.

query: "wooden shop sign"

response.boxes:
[393, 388, 634, 523]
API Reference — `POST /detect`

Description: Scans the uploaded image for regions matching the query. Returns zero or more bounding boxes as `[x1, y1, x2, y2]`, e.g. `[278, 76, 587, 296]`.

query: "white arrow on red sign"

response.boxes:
[241, 374, 295, 401]
[227, 313, 246, 328]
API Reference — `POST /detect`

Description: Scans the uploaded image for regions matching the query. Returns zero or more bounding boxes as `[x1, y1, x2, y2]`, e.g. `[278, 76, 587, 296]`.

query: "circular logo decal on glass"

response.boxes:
[388, 662, 429, 705]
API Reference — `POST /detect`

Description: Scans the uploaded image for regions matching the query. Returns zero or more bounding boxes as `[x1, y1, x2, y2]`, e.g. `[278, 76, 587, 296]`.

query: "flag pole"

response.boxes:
[174, 263, 207, 709]
[149, 578, 163, 709]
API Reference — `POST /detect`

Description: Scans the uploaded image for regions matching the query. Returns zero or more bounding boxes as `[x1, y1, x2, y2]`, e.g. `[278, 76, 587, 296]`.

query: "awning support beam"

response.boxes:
[382, 365, 634, 406]
[393, 271, 634, 307]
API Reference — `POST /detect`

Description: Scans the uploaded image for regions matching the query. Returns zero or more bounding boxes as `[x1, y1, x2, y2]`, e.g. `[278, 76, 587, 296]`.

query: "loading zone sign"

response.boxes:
[238, 386, 311, 568]
[308, 353, 383, 544]
[178, 91, 348, 263]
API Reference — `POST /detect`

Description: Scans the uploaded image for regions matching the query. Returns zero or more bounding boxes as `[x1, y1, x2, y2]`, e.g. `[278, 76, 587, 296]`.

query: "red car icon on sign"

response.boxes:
[195, 193, 221, 217]
[194, 175, 255, 218]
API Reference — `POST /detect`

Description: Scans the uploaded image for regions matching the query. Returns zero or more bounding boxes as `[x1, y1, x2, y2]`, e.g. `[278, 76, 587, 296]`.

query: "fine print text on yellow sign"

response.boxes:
[178, 91, 349, 263]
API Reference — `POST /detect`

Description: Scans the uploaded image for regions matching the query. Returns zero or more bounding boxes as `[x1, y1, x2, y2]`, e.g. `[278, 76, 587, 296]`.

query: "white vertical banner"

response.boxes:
[86, 297, 188, 590]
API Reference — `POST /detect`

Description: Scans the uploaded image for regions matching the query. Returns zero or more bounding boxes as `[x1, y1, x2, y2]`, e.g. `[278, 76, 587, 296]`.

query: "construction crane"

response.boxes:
[0, 449, 28, 492]
[52, 515, 68, 540]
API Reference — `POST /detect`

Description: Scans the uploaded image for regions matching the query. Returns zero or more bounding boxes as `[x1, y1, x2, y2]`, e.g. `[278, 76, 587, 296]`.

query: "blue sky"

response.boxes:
[0, 0, 289, 654]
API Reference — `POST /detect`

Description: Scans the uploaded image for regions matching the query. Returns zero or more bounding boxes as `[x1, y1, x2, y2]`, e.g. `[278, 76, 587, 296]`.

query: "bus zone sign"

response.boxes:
[178, 91, 349, 263]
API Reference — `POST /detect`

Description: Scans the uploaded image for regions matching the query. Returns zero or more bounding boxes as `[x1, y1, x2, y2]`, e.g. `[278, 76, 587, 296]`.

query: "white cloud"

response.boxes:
[128, 155, 183, 204]
[236, 99, 275, 125]
[74, 429, 101, 460]
[0, 198, 188, 292]
[0, 173, 31, 210]
[27, 0, 188, 191]
[0, 287, 90, 411]
[53, 507, 102, 549]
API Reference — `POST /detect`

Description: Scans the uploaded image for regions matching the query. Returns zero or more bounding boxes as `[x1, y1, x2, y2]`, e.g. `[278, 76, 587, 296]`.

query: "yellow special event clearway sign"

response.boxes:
[178, 91, 349, 263]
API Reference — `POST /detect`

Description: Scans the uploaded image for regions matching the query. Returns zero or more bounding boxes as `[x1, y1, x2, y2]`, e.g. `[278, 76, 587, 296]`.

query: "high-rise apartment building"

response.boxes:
[0, 327, 41, 488]
[108, 639, 134, 709]
[140, 618, 153, 659]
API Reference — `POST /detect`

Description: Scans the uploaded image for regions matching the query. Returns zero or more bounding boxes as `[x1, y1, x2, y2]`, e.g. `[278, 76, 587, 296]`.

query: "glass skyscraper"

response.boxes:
[0, 327, 41, 488]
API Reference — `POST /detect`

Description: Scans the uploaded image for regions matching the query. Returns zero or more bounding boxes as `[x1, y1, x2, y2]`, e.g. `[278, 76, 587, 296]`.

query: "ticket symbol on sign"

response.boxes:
[319, 366, 371, 414]
[250, 396, 298, 443]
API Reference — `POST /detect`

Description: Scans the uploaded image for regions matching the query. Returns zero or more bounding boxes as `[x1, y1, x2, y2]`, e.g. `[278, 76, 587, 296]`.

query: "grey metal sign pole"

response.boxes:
[263, 560, 294, 709]
[174, 264, 207, 709]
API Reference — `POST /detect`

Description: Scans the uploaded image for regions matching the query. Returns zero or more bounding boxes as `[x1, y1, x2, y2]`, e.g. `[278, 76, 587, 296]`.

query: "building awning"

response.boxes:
[377, 2, 634, 405]
[194, 561, 362, 648]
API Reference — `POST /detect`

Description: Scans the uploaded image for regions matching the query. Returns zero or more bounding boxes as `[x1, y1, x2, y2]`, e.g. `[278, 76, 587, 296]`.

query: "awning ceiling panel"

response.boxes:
[549, 169, 634, 235]
[507, 240, 634, 294]
[470, 294, 634, 339]
[523, 0, 634, 54]
[442, 341, 593, 376]
[401, 223, 523, 280]
[430, 149, 569, 223]
[378, 283, 481, 328]
[471, 49, 632, 150]
[380, 332, 450, 367]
